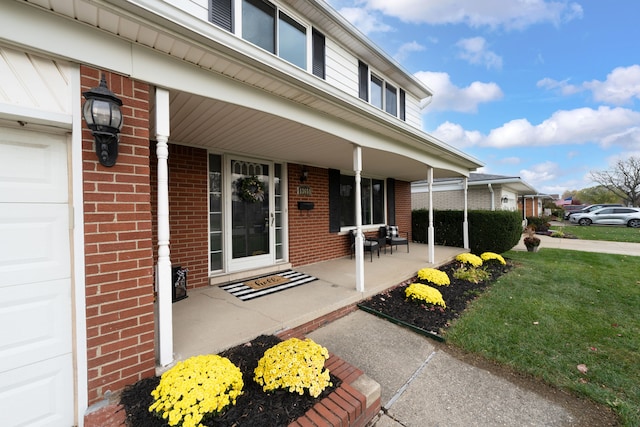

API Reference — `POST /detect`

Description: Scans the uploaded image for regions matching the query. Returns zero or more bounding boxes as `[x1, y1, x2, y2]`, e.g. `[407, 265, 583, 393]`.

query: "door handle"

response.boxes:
[270, 212, 275, 226]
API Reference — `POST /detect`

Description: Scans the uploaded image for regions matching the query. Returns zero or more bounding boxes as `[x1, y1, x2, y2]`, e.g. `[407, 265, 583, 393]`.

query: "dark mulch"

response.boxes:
[358, 260, 513, 338]
[120, 335, 340, 427]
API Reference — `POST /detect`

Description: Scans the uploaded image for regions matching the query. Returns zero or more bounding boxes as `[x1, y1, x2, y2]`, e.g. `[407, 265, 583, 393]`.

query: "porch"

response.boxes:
[172, 243, 466, 360]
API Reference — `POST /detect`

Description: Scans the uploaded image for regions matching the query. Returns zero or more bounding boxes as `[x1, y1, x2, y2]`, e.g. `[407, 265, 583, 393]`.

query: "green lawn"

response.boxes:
[446, 249, 640, 426]
[552, 223, 640, 243]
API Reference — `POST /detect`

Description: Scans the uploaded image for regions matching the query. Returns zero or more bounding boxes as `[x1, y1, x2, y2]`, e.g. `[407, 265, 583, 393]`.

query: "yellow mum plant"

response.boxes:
[149, 354, 244, 427]
[480, 252, 506, 265]
[417, 267, 450, 286]
[405, 283, 446, 308]
[254, 338, 331, 398]
[455, 253, 483, 267]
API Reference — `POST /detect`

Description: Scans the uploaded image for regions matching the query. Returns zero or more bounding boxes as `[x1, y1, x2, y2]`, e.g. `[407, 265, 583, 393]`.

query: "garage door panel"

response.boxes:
[0, 127, 68, 203]
[0, 204, 70, 286]
[0, 353, 74, 427]
[0, 279, 72, 373]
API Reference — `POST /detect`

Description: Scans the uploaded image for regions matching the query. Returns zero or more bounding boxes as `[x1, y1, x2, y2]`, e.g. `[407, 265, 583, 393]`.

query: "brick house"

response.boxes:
[0, 1, 482, 425]
[412, 173, 548, 217]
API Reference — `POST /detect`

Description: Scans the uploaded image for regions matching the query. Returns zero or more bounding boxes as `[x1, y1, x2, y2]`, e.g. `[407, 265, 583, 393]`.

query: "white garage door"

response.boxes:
[0, 126, 74, 426]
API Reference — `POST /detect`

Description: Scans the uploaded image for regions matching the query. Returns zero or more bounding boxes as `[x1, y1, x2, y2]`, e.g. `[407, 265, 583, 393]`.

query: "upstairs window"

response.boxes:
[278, 11, 306, 69]
[242, 0, 276, 53]
[358, 61, 406, 120]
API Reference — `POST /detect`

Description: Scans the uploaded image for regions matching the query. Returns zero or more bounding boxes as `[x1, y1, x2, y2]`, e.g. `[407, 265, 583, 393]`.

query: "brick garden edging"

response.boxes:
[85, 304, 381, 427]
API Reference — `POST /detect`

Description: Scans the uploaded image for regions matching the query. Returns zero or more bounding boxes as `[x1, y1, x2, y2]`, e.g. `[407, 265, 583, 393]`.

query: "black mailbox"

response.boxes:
[297, 201, 314, 210]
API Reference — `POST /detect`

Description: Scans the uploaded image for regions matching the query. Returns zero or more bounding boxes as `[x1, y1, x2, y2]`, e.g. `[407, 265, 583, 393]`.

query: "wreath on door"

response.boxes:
[237, 176, 265, 203]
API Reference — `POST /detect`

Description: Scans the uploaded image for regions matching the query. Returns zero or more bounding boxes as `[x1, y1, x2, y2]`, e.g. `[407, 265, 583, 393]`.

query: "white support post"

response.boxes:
[427, 167, 435, 264]
[463, 177, 469, 249]
[353, 145, 365, 292]
[155, 87, 173, 367]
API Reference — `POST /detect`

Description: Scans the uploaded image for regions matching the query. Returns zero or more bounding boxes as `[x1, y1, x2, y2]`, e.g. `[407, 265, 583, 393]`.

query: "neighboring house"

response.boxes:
[0, 1, 482, 425]
[412, 173, 547, 217]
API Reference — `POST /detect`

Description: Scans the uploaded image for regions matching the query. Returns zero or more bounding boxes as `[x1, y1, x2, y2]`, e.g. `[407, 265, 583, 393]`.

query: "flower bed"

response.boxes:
[358, 255, 512, 341]
[120, 335, 340, 426]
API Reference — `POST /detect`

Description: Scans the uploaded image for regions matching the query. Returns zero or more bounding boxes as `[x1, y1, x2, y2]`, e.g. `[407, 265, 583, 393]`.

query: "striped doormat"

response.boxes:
[219, 270, 318, 301]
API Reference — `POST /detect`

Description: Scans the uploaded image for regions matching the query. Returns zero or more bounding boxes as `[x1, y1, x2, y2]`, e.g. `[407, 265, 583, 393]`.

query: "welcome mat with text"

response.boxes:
[219, 270, 318, 301]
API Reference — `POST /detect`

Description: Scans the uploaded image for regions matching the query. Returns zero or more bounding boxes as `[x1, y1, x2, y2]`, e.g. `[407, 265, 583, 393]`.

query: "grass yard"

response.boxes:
[552, 223, 640, 243]
[446, 249, 640, 426]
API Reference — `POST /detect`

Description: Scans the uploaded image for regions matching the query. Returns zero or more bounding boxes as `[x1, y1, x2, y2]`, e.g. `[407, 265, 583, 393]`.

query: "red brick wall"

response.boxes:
[81, 67, 156, 405]
[287, 165, 413, 266]
[150, 145, 209, 289]
[288, 165, 351, 266]
[394, 180, 412, 240]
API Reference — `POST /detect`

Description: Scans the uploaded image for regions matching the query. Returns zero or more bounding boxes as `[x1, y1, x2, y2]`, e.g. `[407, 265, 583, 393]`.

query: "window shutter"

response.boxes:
[210, 0, 233, 32]
[358, 61, 369, 102]
[312, 29, 326, 79]
[399, 89, 406, 121]
[329, 168, 341, 232]
[386, 178, 396, 225]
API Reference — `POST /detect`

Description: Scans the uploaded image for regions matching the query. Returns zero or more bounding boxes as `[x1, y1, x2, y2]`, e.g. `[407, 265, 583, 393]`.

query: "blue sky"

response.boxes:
[327, 0, 640, 196]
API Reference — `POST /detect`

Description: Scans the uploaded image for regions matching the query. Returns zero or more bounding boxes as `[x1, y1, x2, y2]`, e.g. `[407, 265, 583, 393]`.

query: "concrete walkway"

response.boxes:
[308, 237, 638, 426]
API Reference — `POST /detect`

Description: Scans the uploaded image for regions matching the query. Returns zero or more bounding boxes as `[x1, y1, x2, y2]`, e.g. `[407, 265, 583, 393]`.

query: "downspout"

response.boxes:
[488, 183, 495, 211]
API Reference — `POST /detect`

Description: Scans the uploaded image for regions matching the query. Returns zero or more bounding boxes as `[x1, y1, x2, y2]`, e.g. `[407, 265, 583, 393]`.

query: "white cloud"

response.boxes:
[431, 121, 483, 149]
[539, 65, 640, 105]
[430, 107, 640, 150]
[394, 41, 426, 62]
[360, 0, 583, 30]
[537, 77, 582, 95]
[456, 37, 503, 70]
[415, 71, 504, 112]
[584, 65, 640, 105]
[337, 7, 393, 35]
[483, 106, 640, 148]
[520, 161, 559, 184]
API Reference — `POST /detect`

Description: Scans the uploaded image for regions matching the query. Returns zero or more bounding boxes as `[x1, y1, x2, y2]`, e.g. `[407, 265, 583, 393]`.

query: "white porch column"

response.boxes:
[463, 177, 470, 249]
[427, 167, 435, 263]
[353, 145, 365, 292]
[155, 87, 173, 367]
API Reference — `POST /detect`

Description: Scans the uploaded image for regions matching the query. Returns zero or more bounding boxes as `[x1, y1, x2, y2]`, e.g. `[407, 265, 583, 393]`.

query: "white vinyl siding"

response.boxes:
[325, 38, 358, 97]
[404, 91, 423, 129]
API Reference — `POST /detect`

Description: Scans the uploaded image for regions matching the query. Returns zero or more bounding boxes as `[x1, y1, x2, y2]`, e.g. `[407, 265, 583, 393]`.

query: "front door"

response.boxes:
[228, 158, 274, 271]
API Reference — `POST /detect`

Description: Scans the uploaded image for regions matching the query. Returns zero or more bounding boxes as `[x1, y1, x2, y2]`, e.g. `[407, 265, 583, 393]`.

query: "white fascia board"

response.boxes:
[0, 1, 133, 76]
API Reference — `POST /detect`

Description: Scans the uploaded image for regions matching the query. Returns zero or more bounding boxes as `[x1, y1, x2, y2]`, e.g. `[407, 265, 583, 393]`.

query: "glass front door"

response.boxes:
[228, 158, 273, 271]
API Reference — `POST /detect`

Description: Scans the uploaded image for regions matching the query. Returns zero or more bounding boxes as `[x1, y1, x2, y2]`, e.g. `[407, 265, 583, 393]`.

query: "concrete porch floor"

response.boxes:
[171, 243, 466, 360]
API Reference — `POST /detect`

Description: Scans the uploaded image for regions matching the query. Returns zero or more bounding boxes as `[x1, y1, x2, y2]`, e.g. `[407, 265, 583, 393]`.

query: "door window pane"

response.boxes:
[209, 154, 223, 271]
[279, 12, 306, 69]
[242, 0, 275, 53]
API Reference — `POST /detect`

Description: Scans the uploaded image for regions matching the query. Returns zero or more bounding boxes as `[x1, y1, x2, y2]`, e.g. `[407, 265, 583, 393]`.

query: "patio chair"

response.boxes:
[350, 230, 379, 262]
[385, 225, 409, 254]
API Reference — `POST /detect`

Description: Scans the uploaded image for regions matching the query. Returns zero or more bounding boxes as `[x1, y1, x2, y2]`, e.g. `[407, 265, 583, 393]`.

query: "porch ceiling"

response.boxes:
[166, 92, 463, 182]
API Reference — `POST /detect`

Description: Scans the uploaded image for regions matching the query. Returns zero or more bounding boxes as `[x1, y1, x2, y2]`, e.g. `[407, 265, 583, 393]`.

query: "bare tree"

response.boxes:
[590, 157, 640, 206]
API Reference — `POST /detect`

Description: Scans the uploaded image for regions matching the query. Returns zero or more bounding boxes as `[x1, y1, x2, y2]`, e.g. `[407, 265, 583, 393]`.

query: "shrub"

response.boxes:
[480, 252, 506, 265]
[417, 267, 451, 286]
[254, 338, 331, 398]
[405, 283, 446, 308]
[412, 210, 522, 254]
[455, 253, 483, 267]
[149, 354, 244, 427]
[453, 266, 490, 283]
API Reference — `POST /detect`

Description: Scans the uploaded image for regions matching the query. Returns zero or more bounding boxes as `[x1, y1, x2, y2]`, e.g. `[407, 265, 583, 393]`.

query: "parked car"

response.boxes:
[570, 207, 640, 227]
[565, 203, 623, 220]
[562, 204, 587, 220]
